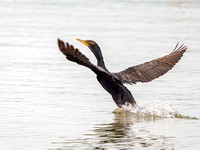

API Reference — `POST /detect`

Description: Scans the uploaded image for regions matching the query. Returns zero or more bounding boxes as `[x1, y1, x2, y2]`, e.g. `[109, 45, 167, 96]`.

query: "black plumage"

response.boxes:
[58, 39, 187, 108]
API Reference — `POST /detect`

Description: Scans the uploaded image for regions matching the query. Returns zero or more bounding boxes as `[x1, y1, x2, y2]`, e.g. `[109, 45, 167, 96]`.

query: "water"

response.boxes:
[0, 0, 200, 149]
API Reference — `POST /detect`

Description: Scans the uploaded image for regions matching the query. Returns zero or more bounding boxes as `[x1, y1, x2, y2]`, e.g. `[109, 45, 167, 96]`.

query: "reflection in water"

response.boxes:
[50, 113, 175, 150]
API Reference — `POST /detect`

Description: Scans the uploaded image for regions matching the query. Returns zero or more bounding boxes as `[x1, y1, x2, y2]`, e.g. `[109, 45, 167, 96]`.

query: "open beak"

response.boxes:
[76, 38, 88, 47]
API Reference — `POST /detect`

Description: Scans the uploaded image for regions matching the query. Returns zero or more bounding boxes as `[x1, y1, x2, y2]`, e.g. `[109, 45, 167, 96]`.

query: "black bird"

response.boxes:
[58, 39, 187, 108]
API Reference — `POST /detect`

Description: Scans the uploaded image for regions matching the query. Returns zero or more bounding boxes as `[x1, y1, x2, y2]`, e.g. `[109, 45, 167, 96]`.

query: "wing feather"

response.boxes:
[58, 39, 122, 84]
[113, 43, 187, 84]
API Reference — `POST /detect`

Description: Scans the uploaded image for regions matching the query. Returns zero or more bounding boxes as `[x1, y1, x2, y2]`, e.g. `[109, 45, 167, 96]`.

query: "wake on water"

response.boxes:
[113, 100, 197, 120]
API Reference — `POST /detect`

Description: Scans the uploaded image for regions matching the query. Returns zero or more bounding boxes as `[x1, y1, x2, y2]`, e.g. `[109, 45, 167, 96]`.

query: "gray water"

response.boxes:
[0, 0, 200, 149]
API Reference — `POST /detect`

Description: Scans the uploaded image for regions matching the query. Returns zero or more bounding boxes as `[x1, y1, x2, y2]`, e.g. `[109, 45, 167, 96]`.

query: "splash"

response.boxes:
[113, 100, 197, 119]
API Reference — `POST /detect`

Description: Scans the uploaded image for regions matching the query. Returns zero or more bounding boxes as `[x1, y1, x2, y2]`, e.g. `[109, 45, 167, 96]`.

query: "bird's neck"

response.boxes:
[97, 56, 106, 70]
[93, 46, 109, 72]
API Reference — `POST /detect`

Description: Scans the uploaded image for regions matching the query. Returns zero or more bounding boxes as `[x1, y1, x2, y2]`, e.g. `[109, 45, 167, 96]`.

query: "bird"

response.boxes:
[58, 38, 187, 108]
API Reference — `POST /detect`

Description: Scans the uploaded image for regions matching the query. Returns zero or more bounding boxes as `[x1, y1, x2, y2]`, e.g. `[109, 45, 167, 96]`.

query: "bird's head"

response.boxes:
[76, 38, 107, 71]
[76, 38, 100, 53]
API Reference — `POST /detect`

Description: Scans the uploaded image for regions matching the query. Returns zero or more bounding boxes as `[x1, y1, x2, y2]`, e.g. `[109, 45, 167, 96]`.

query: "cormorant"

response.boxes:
[58, 39, 187, 108]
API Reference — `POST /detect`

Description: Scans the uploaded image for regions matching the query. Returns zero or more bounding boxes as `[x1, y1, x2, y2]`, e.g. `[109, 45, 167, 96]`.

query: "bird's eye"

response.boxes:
[89, 44, 93, 48]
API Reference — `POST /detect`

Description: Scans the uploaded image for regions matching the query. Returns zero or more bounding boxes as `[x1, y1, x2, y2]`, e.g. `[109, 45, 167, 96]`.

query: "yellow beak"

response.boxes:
[76, 38, 88, 47]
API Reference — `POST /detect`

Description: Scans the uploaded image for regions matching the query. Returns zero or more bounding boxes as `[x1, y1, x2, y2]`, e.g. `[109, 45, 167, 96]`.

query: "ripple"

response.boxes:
[113, 100, 198, 120]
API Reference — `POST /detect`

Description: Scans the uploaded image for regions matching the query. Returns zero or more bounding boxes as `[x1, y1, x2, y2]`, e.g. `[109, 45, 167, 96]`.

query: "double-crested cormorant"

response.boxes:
[58, 38, 187, 108]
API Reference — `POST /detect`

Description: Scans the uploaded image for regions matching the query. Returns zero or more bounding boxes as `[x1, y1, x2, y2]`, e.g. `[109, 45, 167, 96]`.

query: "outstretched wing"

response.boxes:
[58, 39, 91, 67]
[113, 43, 187, 84]
[58, 39, 122, 84]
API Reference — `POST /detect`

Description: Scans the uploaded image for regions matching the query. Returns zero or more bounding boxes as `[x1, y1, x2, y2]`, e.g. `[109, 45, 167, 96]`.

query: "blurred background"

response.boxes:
[0, 0, 200, 149]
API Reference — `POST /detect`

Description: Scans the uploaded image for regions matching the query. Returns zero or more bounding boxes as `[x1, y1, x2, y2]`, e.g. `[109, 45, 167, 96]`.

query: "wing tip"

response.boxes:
[173, 42, 188, 53]
[58, 38, 74, 56]
[58, 38, 65, 52]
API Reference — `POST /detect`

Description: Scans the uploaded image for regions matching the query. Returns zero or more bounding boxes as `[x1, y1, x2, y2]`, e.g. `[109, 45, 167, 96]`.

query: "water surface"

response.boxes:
[0, 0, 200, 149]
